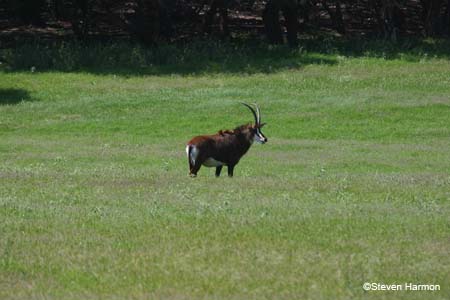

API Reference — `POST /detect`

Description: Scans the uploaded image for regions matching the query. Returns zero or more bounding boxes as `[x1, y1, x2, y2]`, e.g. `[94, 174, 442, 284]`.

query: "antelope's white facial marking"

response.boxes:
[254, 128, 267, 144]
[203, 157, 225, 167]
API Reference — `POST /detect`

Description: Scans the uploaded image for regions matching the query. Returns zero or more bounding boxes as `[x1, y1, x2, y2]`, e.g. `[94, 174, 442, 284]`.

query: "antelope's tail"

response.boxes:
[186, 144, 194, 166]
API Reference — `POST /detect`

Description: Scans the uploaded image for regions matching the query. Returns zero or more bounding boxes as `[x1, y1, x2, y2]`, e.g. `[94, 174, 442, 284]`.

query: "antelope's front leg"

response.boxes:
[215, 166, 223, 177]
[227, 165, 235, 177]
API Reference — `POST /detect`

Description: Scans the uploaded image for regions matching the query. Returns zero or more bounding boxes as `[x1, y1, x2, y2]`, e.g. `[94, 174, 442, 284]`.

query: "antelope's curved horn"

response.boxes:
[241, 102, 258, 125]
[253, 103, 261, 125]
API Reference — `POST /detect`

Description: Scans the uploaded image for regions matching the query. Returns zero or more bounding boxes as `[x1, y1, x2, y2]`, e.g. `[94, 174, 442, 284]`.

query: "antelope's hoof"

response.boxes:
[189, 173, 197, 178]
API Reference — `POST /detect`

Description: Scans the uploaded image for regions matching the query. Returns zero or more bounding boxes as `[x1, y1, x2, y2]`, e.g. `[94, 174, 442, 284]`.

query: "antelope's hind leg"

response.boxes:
[189, 163, 202, 177]
[189, 157, 205, 178]
[188, 161, 196, 177]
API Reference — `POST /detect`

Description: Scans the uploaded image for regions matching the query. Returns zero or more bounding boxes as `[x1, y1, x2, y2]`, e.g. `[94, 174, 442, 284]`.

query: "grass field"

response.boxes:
[1, 40, 449, 299]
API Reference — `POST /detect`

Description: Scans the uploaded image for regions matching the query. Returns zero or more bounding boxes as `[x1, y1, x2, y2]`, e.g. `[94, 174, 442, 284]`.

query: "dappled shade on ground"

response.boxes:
[2, 37, 450, 76]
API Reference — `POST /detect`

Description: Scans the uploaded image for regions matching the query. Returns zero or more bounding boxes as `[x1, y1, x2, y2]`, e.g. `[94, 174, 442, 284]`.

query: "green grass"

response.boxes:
[1, 41, 449, 299]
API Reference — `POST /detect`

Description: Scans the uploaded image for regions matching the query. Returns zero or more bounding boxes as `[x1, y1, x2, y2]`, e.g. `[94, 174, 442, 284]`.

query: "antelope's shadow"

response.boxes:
[0, 88, 34, 105]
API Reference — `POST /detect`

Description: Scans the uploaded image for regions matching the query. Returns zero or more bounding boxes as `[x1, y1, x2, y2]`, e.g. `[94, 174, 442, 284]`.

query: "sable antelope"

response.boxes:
[186, 103, 267, 177]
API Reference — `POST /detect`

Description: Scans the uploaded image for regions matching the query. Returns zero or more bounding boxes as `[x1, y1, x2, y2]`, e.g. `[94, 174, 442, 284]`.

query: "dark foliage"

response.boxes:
[0, 0, 449, 44]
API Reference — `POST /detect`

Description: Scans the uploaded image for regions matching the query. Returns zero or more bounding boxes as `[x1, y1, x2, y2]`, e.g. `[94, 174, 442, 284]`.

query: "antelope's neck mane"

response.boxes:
[232, 123, 253, 133]
[217, 124, 252, 136]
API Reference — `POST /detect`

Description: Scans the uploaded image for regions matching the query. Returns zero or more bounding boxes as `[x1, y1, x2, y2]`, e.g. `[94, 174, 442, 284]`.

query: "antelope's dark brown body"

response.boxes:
[186, 103, 267, 177]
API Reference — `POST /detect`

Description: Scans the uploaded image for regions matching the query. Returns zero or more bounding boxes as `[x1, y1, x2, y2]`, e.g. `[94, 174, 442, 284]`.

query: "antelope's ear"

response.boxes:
[258, 123, 267, 128]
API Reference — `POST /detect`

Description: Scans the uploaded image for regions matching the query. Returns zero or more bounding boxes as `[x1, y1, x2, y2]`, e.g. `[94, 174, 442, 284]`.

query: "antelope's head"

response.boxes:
[241, 103, 268, 144]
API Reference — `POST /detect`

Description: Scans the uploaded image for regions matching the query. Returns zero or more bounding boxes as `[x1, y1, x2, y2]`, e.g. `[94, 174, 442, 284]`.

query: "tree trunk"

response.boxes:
[204, 0, 229, 37]
[282, 6, 299, 47]
[370, 0, 384, 36]
[263, 0, 283, 44]
[322, 0, 345, 34]
[12, 0, 46, 25]
[204, 0, 217, 34]
[447, 0, 450, 35]
[423, 0, 444, 36]
[71, 0, 90, 40]
[132, 0, 160, 44]
[371, 0, 402, 41]
[219, 6, 229, 37]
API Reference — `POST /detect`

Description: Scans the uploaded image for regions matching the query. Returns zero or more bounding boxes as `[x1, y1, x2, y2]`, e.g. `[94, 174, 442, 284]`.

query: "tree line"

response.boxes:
[2, 0, 450, 45]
